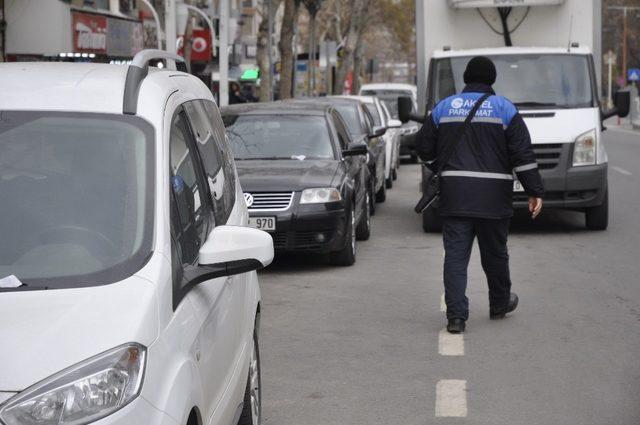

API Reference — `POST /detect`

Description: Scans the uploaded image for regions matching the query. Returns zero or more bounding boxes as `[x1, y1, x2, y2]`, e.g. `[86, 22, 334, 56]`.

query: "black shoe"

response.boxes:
[447, 318, 466, 334]
[490, 293, 519, 320]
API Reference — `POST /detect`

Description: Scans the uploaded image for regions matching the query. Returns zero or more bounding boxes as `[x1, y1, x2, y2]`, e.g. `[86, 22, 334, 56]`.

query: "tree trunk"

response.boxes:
[334, 0, 367, 94]
[257, 0, 281, 102]
[352, 33, 364, 94]
[0, 0, 5, 62]
[279, 0, 301, 99]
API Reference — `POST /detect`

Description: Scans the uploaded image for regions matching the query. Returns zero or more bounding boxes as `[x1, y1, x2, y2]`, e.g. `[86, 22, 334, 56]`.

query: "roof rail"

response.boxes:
[123, 49, 185, 115]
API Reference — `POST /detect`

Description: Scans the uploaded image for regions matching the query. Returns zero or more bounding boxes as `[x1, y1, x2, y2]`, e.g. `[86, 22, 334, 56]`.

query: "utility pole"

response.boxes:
[0, 0, 6, 62]
[604, 50, 616, 109]
[165, 0, 177, 53]
[607, 5, 640, 87]
[267, 0, 274, 101]
[219, 0, 229, 106]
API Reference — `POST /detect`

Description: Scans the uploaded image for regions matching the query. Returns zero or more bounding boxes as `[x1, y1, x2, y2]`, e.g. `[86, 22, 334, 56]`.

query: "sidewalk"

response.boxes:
[604, 117, 639, 132]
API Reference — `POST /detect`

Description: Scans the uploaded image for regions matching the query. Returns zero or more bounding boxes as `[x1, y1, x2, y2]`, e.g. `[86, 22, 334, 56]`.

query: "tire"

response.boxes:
[238, 329, 261, 425]
[369, 180, 376, 216]
[356, 193, 371, 241]
[385, 176, 393, 189]
[410, 153, 419, 163]
[375, 181, 386, 203]
[422, 208, 443, 233]
[392, 168, 398, 181]
[330, 207, 356, 266]
[586, 190, 608, 231]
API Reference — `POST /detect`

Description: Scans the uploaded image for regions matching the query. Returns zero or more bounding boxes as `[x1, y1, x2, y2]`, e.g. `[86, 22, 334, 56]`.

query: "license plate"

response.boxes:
[248, 216, 276, 231]
[513, 180, 525, 192]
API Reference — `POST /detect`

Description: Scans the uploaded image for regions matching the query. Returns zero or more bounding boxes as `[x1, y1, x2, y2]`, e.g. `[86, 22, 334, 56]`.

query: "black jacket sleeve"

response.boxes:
[415, 115, 438, 163]
[505, 113, 544, 198]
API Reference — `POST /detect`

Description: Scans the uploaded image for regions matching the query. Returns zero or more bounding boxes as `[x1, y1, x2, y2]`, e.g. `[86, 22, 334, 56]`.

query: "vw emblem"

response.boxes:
[244, 193, 254, 207]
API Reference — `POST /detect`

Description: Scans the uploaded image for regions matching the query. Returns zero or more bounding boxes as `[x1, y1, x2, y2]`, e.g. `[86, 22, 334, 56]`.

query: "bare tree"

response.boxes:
[279, 0, 302, 99]
[256, 0, 282, 101]
[333, 0, 369, 94]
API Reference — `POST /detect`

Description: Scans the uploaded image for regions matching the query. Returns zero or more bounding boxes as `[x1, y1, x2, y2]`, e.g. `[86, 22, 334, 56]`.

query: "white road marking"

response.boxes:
[440, 293, 447, 312]
[435, 380, 468, 417]
[438, 329, 464, 356]
[612, 166, 632, 176]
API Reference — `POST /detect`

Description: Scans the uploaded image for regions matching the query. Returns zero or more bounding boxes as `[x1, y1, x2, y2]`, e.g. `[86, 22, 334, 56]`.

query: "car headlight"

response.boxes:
[300, 188, 341, 204]
[573, 129, 597, 166]
[0, 343, 146, 425]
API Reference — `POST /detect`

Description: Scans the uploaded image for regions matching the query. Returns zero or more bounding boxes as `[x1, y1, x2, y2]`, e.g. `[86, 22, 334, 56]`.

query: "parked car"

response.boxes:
[360, 83, 422, 162]
[337, 95, 403, 189]
[290, 97, 388, 209]
[0, 50, 273, 425]
[221, 102, 371, 266]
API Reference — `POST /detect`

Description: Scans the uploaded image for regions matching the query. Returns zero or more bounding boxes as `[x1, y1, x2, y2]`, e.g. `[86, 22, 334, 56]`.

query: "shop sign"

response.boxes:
[72, 12, 107, 53]
[177, 29, 212, 62]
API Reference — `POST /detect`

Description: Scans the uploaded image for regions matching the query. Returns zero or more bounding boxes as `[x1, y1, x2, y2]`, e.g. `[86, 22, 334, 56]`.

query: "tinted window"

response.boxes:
[364, 103, 382, 127]
[333, 104, 363, 135]
[433, 55, 594, 108]
[332, 112, 351, 150]
[170, 112, 211, 266]
[225, 114, 334, 160]
[0, 112, 153, 288]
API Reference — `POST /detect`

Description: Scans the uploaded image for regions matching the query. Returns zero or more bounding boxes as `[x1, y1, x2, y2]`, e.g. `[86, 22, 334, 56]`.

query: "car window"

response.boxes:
[202, 100, 237, 221]
[334, 104, 363, 136]
[169, 111, 212, 268]
[332, 112, 351, 150]
[362, 107, 375, 133]
[364, 103, 382, 127]
[184, 101, 230, 225]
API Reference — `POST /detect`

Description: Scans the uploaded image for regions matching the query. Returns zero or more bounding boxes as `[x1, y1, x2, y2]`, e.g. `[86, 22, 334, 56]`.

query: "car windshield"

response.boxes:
[224, 114, 334, 160]
[361, 90, 414, 119]
[433, 54, 594, 109]
[333, 104, 363, 136]
[364, 103, 382, 127]
[0, 112, 154, 289]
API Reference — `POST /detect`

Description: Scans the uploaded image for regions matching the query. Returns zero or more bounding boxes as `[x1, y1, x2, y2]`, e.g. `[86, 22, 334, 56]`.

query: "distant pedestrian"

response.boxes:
[229, 81, 248, 104]
[416, 56, 544, 333]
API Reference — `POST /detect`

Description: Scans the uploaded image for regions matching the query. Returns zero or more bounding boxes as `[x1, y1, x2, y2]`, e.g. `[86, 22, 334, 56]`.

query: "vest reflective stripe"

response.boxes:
[439, 116, 504, 126]
[441, 170, 514, 180]
[514, 163, 538, 172]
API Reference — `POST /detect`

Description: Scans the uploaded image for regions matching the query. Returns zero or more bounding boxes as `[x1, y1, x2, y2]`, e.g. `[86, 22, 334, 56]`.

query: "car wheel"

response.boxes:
[422, 208, 443, 233]
[330, 207, 356, 266]
[238, 329, 261, 425]
[375, 181, 386, 203]
[410, 153, 419, 163]
[369, 180, 376, 216]
[356, 193, 371, 241]
[586, 190, 608, 231]
[392, 168, 398, 181]
[385, 176, 393, 189]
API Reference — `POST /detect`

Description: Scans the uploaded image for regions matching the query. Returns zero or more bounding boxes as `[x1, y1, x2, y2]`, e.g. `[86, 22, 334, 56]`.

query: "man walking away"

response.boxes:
[416, 56, 544, 334]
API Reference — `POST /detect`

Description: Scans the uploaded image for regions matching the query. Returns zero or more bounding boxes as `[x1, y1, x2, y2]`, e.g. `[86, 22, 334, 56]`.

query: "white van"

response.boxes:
[0, 50, 273, 425]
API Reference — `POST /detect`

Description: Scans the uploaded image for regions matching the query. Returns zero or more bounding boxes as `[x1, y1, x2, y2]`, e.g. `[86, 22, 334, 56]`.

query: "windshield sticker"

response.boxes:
[0, 275, 23, 288]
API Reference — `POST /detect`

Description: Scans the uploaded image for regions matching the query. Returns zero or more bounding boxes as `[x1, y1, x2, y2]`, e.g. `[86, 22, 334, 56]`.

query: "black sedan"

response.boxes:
[289, 97, 388, 210]
[221, 102, 371, 266]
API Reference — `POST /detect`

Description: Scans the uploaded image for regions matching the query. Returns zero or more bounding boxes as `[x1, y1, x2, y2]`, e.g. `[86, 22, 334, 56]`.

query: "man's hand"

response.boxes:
[528, 197, 543, 219]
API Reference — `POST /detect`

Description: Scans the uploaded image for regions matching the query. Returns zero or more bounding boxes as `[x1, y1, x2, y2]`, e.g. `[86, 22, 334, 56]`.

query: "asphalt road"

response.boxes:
[258, 127, 640, 425]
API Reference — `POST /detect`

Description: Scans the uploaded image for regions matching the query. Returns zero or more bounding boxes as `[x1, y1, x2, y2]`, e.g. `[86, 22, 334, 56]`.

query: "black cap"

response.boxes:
[463, 56, 497, 86]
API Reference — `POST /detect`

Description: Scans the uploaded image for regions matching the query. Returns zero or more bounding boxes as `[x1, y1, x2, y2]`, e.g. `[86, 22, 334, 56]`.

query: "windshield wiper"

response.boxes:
[514, 102, 558, 108]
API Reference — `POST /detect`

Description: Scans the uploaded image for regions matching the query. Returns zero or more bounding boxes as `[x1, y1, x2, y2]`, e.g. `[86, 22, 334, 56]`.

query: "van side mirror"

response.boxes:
[198, 225, 274, 278]
[342, 141, 368, 157]
[602, 90, 631, 120]
[398, 96, 423, 123]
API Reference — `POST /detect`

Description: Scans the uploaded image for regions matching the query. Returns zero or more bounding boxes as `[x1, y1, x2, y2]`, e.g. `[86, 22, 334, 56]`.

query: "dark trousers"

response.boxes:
[442, 217, 512, 320]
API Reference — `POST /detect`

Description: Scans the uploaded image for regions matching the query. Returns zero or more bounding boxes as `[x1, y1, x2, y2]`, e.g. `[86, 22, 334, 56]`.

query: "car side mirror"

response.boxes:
[369, 126, 386, 138]
[387, 119, 402, 128]
[342, 141, 368, 157]
[198, 225, 274, 278]
[602, 89, 631, 120]
[398, 96, 423, 123]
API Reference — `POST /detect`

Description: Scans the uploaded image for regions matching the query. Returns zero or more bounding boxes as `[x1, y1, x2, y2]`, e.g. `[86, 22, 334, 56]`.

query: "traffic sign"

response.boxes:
[628, 69, 640, 82]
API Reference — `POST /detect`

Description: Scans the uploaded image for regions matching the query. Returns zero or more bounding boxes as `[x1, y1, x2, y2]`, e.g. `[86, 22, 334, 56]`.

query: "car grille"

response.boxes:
[532, 143, 564, 170]
[245, 192, 294, 211]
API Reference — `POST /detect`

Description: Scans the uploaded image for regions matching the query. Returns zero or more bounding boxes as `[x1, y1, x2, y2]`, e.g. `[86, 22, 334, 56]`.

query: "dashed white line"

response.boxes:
[438, 329, 464, 356]
[612, 166, 632, 176]
[435, 379, 468, 417]
[440, 293, 447, 312]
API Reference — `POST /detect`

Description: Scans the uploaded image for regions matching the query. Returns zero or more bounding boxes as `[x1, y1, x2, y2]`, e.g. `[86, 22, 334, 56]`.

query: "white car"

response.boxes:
[0, 50, 273, 425]
[359, 83, 422, 161]
[338, 95, 403, 189]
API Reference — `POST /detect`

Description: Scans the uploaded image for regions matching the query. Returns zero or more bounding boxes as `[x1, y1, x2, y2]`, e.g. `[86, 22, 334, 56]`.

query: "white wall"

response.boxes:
[6, 0, 72, 56]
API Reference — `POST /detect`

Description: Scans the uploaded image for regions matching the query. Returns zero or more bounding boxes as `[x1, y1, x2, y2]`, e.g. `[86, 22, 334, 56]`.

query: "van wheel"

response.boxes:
[375, 182, 386, 203]
[586, 190, 608, 231]
[331, 208, 356, 266]
[422, 208, 443, 233]
[356, 193, 371, 241]
[238, 330, 261, 425]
